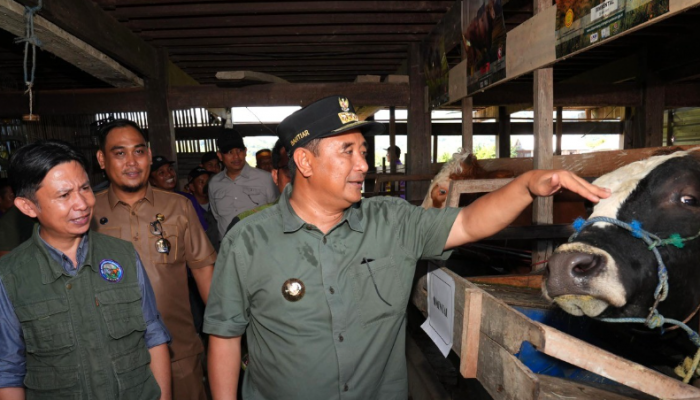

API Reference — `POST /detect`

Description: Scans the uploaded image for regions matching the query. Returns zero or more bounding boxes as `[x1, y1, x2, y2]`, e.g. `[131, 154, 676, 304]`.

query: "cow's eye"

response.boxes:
[439, 189, 447, 195]
[681, 195, 698, 206]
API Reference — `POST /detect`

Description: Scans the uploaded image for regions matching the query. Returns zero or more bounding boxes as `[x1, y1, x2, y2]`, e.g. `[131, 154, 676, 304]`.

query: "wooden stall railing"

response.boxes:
[443, 145, 700, 243]
[411, 262, 700, 399]
[478, 145, 700, 178]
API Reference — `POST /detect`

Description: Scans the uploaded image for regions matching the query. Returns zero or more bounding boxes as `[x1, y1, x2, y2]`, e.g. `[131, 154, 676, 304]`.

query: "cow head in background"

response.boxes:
[544, 149, 700, 326]
[422, 150, 513, 209]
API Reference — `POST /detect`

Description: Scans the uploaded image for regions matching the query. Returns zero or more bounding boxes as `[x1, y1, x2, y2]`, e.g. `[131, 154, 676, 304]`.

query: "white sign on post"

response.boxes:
[420, 268, 455, 357]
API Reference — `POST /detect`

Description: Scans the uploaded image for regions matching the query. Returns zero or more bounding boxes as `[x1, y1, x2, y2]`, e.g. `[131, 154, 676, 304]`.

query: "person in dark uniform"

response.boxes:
[0, 140, 171, 399]
[204, 96, 611, 400]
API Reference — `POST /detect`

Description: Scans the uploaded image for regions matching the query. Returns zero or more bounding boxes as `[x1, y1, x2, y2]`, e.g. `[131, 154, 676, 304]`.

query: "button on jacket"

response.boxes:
[204, 185, 460, 400]
[92, 184, 217, 361]
[208, 163, 278, 238]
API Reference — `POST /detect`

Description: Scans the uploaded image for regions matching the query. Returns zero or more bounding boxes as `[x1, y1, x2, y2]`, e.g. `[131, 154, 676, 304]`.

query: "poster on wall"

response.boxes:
[423, 36, 450, 110]
[555, 0, 669, 58]
[464, 0, 507, 93]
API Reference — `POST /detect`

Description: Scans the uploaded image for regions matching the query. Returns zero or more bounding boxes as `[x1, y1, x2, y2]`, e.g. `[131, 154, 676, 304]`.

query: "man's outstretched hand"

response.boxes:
[525, 170, 611, 203]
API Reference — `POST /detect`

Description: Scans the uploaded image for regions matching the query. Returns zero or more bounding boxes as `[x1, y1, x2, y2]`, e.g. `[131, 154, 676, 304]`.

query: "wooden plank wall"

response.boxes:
[477, 144, 700, 177]
[447, 0, 700, 103]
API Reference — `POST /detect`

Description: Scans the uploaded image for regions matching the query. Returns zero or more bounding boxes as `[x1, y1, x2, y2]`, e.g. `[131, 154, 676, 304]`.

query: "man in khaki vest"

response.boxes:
[0, 140, 171, 399]
[92, 119, 216, 400]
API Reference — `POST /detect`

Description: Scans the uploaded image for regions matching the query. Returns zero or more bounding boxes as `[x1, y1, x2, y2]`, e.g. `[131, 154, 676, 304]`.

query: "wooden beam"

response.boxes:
[642, 81, 666, 148]
[147, 48, 176, 162]
[215, 71, 288, 84]
[6, 82, 700, 117]
[477, 144, 700, 177]
[0, 83, 409, 115]
[169, 83, 409, 109]
[390, 106, 397, 174]
[532, 0, 555, 268]
[506, 4, 556, 81]
[143, 26, 432, 39]
[446, 179, 514, 208]
[188, 65, 398, 74]
[125, 13, 444, 31]
[0, 0, 142, 87]
[555, 107, 563, 156]
[173, 121, 622, 139]
[472, 82, 643, 107]
[16, 0, 159, 79]
[166, 45, 410, 56]
[109, 2, 456, 19]
[166, 41, 406, 52]
[667, 110, 675, 146]
[497, 106, 511, 158]
[170, 53, 408, 62]
[459, 46, 472, 152]
[407, 43, 432, 202]
[462, 97, 473, 152]
[175, 60, 403, 68]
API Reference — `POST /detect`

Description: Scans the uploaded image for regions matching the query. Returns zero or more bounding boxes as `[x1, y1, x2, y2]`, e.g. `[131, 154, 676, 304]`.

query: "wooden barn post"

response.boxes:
[462, 97, 474, 153]
[389, 106, 397, 174]
[498, 106, 511, 158]
[531, 0, 555, 268]
[666, 110, 674, 146]
[407, 43, 432, 201]
[555, 106, 563, 156]
[146, 48, 177, 162]
[630, 51, 665, 149]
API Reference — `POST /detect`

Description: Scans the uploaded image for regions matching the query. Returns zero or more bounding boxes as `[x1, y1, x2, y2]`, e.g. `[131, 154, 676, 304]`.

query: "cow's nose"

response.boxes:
[548, 252, 605, 278]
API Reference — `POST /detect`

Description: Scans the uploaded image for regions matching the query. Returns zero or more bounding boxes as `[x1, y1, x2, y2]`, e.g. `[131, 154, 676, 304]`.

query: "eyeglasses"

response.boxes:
[150, 215, 171, 254]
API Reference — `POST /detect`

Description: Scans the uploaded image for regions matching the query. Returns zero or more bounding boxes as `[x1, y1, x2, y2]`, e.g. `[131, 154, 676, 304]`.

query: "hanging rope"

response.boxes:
[14, 0, 43, 119]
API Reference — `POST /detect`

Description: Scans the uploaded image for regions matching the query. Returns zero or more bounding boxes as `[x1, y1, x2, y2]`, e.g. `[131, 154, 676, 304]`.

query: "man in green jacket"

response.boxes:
[205, 96, 611, 400]
[0, 140, 172, 400]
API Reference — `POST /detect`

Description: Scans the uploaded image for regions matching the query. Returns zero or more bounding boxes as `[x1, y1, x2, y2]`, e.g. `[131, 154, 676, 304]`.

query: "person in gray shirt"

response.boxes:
[208, 129, 277, 238]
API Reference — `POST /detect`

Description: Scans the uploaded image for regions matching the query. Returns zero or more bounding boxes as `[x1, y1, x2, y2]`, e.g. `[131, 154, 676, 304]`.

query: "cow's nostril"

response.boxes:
[572, 255, 601, 275]
[549, 252, 604, 278]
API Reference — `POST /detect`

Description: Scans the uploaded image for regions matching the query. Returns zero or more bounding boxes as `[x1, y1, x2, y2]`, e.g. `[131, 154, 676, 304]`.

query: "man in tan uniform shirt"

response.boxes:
[91, 119, 216, 400]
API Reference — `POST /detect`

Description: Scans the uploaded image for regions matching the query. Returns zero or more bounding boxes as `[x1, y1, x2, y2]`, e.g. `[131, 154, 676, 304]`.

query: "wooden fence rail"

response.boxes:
[411, 262, 700, 399]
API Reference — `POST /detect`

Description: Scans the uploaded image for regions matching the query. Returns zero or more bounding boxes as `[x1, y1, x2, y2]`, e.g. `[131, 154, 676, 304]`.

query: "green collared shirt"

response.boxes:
[204, 185, 460, 400]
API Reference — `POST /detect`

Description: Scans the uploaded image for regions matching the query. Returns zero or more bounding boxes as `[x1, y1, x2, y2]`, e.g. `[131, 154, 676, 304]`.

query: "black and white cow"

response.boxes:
[544, 148, 700, 334]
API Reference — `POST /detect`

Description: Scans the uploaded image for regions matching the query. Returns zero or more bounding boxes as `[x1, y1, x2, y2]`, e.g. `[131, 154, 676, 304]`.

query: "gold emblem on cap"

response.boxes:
[338, 112, 359, 124]
[339, 97, 350, 112]
[282, 278, 305, 302]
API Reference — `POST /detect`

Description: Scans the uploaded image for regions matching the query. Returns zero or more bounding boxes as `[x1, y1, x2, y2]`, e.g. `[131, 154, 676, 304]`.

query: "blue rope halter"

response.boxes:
[570, 216, 700, 347]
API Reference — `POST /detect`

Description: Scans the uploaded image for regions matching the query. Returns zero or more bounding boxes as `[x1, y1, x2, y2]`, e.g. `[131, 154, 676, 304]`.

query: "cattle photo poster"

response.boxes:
[463, 0, 507, 93]
[555, 0, 669, 58]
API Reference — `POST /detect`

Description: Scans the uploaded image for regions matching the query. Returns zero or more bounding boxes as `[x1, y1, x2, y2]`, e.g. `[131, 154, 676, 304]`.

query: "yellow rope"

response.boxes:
[674, 347, 700, 383]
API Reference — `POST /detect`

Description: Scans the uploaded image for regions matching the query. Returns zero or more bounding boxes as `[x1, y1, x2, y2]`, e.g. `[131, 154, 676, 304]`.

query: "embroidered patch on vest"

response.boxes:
[99, 259, 124, 283]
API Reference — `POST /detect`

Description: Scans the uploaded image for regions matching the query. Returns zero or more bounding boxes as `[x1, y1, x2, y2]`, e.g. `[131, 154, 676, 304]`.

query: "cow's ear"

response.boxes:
[583, 200, 595, 217]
